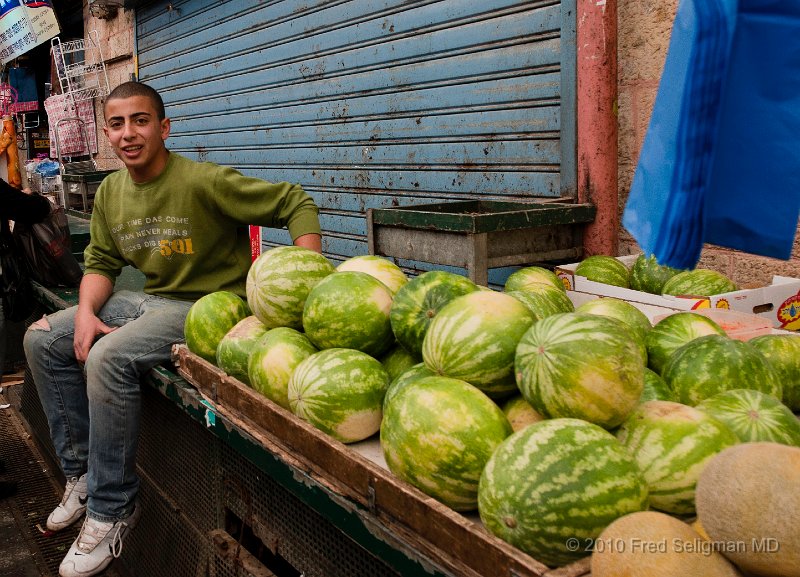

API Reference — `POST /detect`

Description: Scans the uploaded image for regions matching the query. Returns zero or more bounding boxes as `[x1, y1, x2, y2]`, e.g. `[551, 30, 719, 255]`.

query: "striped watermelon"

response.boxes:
[185, 291, 251, 363]
[216, 316, 268, 385]
[663, 335, 782, 406]
[661, 269, 737, 296]
[380, 376, 512, 511]
[640, 368, 676, 403]
[575, 298, 650, 364]
[379, 344, 420, 382]
[246, 246, 334, 330]
[336, 255, 408, 294]
[645, 312, 725, 374]
[575, 255, 630, 288]
[383, 362, 435, 411]
[302, 271, 395, 357]
[616, 400, 738, 515]
[389, 271, 478, 358]
[479, 418, 649, 567]
[515, 312, 645, 429]
[288, 348, 389, 443]
[506, 284, 574, 321]
[248, 327, 318, 410]
[629, 253, 684, 294]
[500, 394, 546, 432]
[696, 389, 800, 447]
[749, 334, 800, 410]
[422, 291, 535, 397]
[504, 266, 565, 293]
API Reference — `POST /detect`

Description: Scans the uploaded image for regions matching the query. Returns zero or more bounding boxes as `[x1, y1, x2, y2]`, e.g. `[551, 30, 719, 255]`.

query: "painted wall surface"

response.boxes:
[86, 2, 800, 286]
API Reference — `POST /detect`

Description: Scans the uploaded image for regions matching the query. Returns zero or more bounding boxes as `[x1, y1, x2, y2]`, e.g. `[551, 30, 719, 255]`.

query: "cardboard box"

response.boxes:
[557, 255, 800, 331]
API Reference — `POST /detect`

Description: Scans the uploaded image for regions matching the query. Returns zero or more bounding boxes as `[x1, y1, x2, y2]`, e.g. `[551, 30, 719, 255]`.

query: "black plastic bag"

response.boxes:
[13, 200, 83, 288]
[0, 218, 36, 322]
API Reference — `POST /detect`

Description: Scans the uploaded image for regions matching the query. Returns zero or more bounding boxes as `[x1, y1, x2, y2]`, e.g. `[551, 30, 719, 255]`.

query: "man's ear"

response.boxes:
[161, 118, 171, 141]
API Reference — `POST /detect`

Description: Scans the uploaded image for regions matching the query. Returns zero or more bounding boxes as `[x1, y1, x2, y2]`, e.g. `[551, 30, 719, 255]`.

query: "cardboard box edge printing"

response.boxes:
[556, 255, 800, 331]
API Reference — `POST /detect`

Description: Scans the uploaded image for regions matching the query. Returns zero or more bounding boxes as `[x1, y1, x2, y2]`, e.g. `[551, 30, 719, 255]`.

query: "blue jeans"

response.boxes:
[23, 290, 193, 522]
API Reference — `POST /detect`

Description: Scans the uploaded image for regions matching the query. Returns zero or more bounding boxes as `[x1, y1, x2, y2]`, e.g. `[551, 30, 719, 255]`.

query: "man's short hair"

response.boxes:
[104, 82, 166, 120]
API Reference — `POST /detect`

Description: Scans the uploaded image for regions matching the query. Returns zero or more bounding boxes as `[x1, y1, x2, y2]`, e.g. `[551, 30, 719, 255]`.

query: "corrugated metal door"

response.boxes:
[134, 0, 576, 268]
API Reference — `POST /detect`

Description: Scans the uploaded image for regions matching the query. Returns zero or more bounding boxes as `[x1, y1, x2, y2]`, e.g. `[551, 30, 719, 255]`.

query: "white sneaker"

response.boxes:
[58, 504, 141, 577]
[47, 474, 88, 531]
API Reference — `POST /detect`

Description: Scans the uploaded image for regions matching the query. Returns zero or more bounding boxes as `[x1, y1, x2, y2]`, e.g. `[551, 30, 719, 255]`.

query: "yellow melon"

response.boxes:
[695, 442, 800, 577]
[591, 511, 743, 577]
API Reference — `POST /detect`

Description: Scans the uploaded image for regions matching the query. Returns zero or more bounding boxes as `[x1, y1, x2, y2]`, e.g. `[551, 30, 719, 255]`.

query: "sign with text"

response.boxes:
[0, 0, 60, 65]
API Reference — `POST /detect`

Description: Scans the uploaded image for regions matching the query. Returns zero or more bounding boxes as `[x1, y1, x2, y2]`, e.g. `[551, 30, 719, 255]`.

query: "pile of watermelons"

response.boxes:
[184, 248, 800, 574]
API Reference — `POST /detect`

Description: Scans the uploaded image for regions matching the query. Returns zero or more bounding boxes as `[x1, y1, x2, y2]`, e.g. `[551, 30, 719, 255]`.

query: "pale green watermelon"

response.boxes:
[246, 246, 334, 330]
[216, 316, 268, 385]
[629, 253, 684, 294]
[500, 394, 546, 432]
[506, 284, 574, 322]
[575, 255, 630, 288]
[663, 335, 782, 406]
[504, 266, 565, 293]
[422, 291, 534, 397]
[381, 376, 512, 511]
[248, 327, 318, 410]
[616, 400, 738, 515]
[749, 334, 800, 411]
[479, 418, 649, 567]
[515, 312, 644, 429]
[661, 269, 737, 296]
[645, 312, 725, 374]
[696, 389, 800, 447]
[639, 368, 675, 403]
[379, 344, 420, 382]
[185, 291, 251, 363]
[302, 271, 395, 357]
[288, 348, 389, 443]
[389, 271, 479, 358]
[575, 298, 651, 364]
[382, 362, 436, 412]
[336, 255, 408, 294]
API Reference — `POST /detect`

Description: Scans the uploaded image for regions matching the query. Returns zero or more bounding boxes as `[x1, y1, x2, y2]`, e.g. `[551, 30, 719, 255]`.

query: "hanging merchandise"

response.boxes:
[2, 116, 22, 188]
[622, 0, 800, 270]
[9, 67, 38, 113]
[44, 93, 98, 158]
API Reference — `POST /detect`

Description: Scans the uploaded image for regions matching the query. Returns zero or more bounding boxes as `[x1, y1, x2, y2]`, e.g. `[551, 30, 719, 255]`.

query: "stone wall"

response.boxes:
[617, 0, 800, 287]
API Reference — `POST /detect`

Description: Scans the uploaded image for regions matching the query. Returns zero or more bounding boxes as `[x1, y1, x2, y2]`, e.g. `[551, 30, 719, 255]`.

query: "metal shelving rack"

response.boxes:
[50, 30, 110, 103]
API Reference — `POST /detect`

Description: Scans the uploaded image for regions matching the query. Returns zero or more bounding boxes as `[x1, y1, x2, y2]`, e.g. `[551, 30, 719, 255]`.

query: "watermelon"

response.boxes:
[381, 376, 512, 511]
[288, 348, 389, 443]
[379, 344, 420, 382]
[749, 334, 800, 410]
[478, 418, 649, 567]
[336, 255, 408, 294]
[216, 316, 268, 385]
[383, 362, 436, 411]
[389, 271, 479, 358]
[629, 253, 684, 294]
[302, 271, 395, 357]
[663, 335, 782, 406]
[184, 291, 251, 363]
[515, 312, 645, 429]
[422, 291, 534, 397]
[506, 284, 574, 321]
[248, 327, 318, 410]
[616, 400, 738, 515]
[504, 266, 565, 293]
[500, 394, 546, 432]
[696, 389, 800, 447]
[575, 298, 651, 363]
[246, 246, 335, 330]
[575, 255, 630, 288]
[645, 312, 725, 375]
[661, 269, 737, 296]
[640, 368, 675, 403]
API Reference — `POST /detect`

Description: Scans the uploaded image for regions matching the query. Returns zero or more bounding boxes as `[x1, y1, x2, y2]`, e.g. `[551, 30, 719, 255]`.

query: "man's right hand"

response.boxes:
[73, 273, 116, 362]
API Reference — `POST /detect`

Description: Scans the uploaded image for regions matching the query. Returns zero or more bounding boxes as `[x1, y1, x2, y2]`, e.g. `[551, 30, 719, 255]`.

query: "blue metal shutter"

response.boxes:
[135, 0, 576, 266]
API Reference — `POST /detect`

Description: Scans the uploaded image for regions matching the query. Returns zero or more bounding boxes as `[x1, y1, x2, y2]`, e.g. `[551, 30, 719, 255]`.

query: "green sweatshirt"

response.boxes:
[84, 152, 321, 300]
